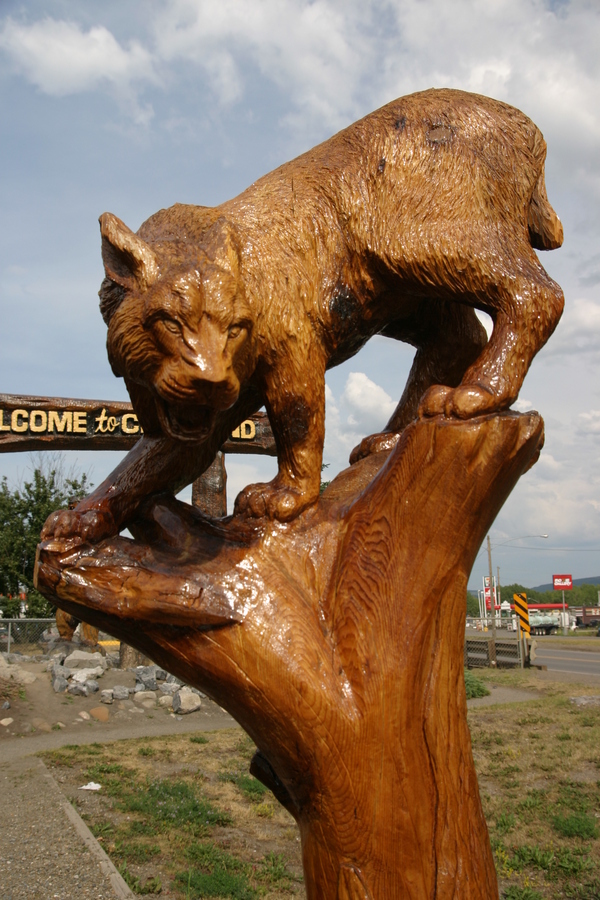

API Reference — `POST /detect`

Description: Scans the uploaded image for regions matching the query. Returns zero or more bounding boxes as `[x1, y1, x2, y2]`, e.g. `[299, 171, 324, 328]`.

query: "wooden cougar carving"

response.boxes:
[42, 88, 563, 541]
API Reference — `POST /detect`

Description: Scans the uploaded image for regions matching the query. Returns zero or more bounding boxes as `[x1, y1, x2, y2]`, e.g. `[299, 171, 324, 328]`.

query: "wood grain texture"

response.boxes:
[35, 411, 543, 899]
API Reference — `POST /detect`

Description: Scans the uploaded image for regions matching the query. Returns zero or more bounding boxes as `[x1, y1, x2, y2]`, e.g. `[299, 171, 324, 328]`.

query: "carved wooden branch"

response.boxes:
[35, 412, 543, 900]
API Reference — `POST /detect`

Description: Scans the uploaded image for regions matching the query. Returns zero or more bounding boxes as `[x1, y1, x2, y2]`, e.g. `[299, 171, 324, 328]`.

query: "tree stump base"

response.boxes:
[35, 412, 543, 899]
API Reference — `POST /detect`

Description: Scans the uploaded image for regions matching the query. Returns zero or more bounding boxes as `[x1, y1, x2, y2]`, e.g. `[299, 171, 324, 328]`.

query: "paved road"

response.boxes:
[532, 645, 600, 677]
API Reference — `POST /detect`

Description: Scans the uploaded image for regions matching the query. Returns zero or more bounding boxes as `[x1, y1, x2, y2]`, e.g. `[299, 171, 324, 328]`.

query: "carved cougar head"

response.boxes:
[99, 212, 254, 441]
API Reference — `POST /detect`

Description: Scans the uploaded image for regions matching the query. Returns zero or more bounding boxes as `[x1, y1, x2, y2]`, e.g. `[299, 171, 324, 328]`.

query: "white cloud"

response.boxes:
[342, 372, 396, 426]
[0, 17, 158, 123]
[543, 297, 600, 359]
[512, 398, 534, 413]
[578, 410, 600, 436]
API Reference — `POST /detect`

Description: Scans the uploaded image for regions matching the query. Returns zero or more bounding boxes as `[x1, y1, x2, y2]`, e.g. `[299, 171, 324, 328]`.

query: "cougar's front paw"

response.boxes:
[41, 507, 116, 544]
[349, 432, 401, 465]
[418, 385, 454, 418]
[419, 384, 501, 419]
[234, 480, 317, 522]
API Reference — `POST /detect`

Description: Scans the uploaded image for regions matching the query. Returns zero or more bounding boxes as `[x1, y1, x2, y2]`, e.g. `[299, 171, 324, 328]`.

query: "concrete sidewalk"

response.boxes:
[0, 710, 239, 900]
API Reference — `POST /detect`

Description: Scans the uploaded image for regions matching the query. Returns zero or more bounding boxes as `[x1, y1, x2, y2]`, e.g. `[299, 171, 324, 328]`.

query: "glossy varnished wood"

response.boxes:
[36, 412, 543, 899]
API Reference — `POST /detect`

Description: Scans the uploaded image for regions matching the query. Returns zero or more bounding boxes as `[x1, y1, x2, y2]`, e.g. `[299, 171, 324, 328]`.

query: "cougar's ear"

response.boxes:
[99, 212, 159, 293]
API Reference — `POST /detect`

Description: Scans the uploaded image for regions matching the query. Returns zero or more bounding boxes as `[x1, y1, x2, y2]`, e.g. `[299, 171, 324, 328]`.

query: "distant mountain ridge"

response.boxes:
[532, 575, 600, 592]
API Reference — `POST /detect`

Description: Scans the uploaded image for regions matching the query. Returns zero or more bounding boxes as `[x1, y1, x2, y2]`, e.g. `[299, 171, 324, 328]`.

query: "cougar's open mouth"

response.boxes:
[157, 399, 217, 442]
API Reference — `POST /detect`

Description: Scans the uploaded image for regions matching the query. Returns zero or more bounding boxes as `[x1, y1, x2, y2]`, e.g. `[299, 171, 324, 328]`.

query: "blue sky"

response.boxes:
[0, 0, 599, 588]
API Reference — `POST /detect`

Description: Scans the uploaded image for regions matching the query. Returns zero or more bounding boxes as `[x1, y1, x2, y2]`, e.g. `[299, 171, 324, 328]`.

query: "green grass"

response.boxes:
[121, 778, 233, 828]
[464, 669, 491, 699]
[190, 734, 209, 745]
[552, 812, 599, 840]
[219, 771, 269, 802]
[41, 732, 302, 898]
[503, 887, 543, 900]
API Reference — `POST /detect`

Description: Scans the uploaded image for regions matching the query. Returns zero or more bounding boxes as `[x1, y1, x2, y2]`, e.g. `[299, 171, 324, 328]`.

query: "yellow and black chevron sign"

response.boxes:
[513, 592, 530, 636]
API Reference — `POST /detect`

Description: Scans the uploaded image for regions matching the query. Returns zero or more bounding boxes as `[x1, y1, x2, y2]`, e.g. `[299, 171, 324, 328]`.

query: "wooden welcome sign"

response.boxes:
[0, 393, 276, 456]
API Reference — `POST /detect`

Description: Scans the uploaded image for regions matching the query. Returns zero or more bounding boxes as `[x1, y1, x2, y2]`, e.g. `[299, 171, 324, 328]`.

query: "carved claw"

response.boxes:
[349, 432, 401, 465]
[419, 383, 509, 419]
[41, 506, 116, 545]
[234, 479, 317, 521]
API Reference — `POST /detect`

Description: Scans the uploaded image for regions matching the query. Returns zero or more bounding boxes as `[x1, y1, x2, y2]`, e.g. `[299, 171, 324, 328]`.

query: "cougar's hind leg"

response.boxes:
[419, 255, 564, 420]
[350, 301, 487, 463]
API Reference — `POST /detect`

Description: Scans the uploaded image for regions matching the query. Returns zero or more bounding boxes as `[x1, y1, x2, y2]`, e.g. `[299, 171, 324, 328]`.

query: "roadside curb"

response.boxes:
[38, 758, 134, 899]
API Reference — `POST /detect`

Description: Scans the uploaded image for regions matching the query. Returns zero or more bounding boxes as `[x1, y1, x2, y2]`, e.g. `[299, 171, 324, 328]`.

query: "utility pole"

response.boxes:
[487, 534, 497, 640]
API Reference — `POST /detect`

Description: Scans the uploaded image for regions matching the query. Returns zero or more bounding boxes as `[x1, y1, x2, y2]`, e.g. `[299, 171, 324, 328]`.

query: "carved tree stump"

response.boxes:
[35, 412, 543, 900]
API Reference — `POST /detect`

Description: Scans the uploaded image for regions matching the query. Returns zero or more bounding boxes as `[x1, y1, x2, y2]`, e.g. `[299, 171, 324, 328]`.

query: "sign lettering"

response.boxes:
[0, 394, 276, 456]
[553, 574, 573, 590]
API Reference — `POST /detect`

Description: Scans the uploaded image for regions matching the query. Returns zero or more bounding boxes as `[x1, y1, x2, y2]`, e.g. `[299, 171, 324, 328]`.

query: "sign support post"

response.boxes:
[553, 574, 573, 635]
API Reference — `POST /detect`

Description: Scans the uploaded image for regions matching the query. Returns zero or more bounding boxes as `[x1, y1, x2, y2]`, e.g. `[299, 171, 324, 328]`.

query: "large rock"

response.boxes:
[52, 676, 69, 693]
[100, 689, 114, 704]
[173, 688, 202, 715]
[0, 655, 37, 685]
[64, 650, 106, 671]
[158, 695, 174, 708]
[71, 666, 104, 684]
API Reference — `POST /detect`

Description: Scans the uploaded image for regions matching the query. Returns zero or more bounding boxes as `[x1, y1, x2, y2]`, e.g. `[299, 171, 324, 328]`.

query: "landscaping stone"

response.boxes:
[112, 685, 131, 700]
[89, 706, 109, 722]
[158, 695, 173, 708]
[52, 676, 69, 693]
[64, 650, 107, 670]
[0, 717, 14, 726]
[166, 673, 183, 686]
[70, 666, 104, 684]
[570, 695, 600, 708]
[134, 691, 157, 704]
[67, 683, 88, 696]
[31, 717, 52, 733]
[159, 682, 179, 695]
[100, 689, 114, 704]
[173, 688, 202, 715]
[78, 711, 91, 720]
[85, 680, 99, 693]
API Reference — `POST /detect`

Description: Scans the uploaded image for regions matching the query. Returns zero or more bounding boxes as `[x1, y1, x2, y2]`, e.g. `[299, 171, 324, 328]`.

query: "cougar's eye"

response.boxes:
[159, 316, 182, 335]
[228, 324, 244, 340]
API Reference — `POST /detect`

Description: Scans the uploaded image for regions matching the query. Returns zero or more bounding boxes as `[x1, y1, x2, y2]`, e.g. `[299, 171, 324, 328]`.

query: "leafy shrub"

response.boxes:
[464, 670, 490, 699]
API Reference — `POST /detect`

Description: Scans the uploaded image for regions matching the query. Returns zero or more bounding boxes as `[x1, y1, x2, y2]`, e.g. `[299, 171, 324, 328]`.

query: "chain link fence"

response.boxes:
[1, 619, 117, 654]
[0, 618, 55, 654]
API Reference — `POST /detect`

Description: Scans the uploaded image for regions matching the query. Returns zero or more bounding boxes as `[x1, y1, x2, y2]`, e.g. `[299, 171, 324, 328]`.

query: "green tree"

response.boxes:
[0, 458, 91, 617]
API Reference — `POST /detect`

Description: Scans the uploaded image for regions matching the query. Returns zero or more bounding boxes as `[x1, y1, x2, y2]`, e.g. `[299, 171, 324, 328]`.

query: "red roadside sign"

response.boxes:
[553, 574, 573, 590]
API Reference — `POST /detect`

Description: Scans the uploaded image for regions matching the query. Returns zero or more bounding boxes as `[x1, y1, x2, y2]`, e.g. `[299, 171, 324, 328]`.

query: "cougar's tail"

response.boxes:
[527, 133, 563, 251]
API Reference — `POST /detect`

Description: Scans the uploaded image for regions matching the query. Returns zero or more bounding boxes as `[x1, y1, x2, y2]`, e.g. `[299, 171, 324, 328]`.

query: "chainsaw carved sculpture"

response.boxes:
[42, 88, 562, 544]
[37, 89, 564, 899]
